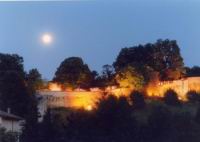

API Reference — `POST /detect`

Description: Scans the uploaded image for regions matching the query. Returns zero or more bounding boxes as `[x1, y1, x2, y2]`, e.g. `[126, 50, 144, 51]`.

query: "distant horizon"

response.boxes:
[1, 0, 200, 79]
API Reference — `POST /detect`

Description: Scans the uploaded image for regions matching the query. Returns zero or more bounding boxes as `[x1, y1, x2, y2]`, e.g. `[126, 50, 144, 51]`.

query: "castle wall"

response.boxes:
[37, 77, 200, 120]
[147, 77, 200, 100]
[37, 91, 102, 120]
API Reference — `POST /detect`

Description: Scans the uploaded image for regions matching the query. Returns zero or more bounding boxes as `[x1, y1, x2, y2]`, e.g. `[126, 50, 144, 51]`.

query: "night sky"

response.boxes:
[0, 0, 200, 80]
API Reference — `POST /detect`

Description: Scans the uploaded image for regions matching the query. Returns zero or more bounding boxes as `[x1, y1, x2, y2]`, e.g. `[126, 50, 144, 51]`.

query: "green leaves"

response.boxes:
[115, 66, 145, 90]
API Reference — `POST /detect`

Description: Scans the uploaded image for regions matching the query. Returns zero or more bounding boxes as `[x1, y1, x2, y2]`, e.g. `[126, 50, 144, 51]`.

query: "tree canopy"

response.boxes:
[26, 68, 43, 92]
[113, 39, 185, 82]
[185, 66, 200, 77]
[115, 65, 144, 90]
[0, 53, 25, 78]
[0, 53, 29, 116]
[0, 53, 40, 142]
[53, 57, 93, 89]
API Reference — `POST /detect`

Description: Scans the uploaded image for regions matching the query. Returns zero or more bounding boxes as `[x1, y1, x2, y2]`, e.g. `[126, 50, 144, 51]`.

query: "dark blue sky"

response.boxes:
[0, 0, 200, 80]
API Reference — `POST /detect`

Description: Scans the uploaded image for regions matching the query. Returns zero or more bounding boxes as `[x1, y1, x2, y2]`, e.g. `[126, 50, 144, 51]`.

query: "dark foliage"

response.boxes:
[0, 128, 18, 142]
[186, 91, 200, 103]
[53, 57, 93, 89]
[195, 106, 200, 124]
[130, 91, 146, 109]
[186, 66, 200, 77]
[25, 94, 200, 142]
[26, 68, 43, 92]
[147, 106, 172, 142]
[163, 89, 181, 106]
[113, 39, 185, 82]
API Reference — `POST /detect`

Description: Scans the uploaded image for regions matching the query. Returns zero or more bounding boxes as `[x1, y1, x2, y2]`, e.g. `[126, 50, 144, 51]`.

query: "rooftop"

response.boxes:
[0, 110, 23, 121]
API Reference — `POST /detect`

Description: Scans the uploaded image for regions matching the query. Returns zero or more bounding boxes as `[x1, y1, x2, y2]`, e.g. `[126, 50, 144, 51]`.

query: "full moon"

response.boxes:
[41, 33, 53, 45]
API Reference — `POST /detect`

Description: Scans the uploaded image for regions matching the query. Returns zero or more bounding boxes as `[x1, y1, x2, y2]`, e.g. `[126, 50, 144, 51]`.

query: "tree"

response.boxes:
[21, 69, 45, 142]
[94, 95, 136, 142]
[164, 69, 182, 80]
[147, 106, 172, 142]
[0, 53, 30, 116]
[0, 53, 25, 78]
[0, 71, 30, 117]
[26, 68, 43, 92]
[115, 66, 144, 90]
[163, 89, 181, 106]
[195, 106, 200, 124]
[0, 128, 18, 142]
[130, 91, 146, 109]
[186, 66, 200, 77]
[113, 39, 185, 82]
[37, 109, 57, 142]
[101, 64, 115, 86]
[113, 44, 153, 72]
[152, 39, 184, 80]
[53, 57, 93, 89]
[0, 54, 39, 142]
[186, 91, 200, 103]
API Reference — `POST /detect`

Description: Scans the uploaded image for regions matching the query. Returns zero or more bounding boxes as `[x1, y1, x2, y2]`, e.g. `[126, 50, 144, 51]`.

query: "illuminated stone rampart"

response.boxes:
[147, 77, 200, 100]
[37, 77, 200, 120]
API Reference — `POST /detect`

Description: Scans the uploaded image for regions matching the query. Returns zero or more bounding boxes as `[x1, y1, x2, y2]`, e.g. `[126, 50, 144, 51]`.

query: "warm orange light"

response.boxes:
[64, 91, 102, 110]
[40, 77, 200, 111]
[85, 105, 92, 111]
[48, 83, 62, 91]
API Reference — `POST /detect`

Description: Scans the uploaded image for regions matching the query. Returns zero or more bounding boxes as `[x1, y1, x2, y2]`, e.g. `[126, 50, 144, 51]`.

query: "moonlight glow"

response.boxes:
[41, 33, 53, 45]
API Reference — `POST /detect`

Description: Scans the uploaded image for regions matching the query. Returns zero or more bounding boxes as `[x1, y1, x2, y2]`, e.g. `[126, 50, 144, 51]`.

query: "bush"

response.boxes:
[186, 91, 200, 103]
[195, 106, 200, 124]
[0, 128, 18, 142]
[130, 91, 146, 109]
[63, 95, 137, 142]
[147, 105, 172, 142]
[163, 89, 181, 106]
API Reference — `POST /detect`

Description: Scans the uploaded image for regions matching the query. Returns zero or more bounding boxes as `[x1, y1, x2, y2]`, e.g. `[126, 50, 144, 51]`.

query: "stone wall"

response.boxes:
[147, 77, 200, 100]
[37, 91, 102, 120]
[37, 77, 200, 120]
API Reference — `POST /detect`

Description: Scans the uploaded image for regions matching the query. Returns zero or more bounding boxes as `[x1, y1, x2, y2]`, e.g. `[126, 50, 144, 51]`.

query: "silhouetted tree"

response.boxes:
[53, 57, 92, 89]
[26, 68, 43, 92]
[0, 128, 18, 142]
[101, 64, 115, 86]
[37, 109, 56, 142]
[147, 105, 172, 142]
[0, 54, 40, 142]
[94, 95, 137, 142]
[0, 53, 25, 78]
[130, 91, 146, 109]
[195, 105, 200, 125]
[0, 53, 30, 116]
[63, 95, 138, 142]
[163, 89, 181, 106]
[186, 66, 200, 77]
[0, 71, 30, 117]
[186, 91, 200, 103]
[113, 39, 185, 81]
[153, 39, 184, 80]
[172, 112, 197, 142]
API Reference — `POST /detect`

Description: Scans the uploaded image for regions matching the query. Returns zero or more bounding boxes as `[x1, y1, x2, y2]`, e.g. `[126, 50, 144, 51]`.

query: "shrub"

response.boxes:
[186, 91, 200, 103]
[147, 105, 172, 141]
[163, 89, 181, 106]
[195, 106, 200, 124]
[0, 128, 18, 142]
[130, 91, 146, 109]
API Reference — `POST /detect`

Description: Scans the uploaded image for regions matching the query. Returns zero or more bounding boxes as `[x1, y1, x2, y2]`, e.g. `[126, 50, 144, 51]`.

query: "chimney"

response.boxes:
[7, 108, 11, 114]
